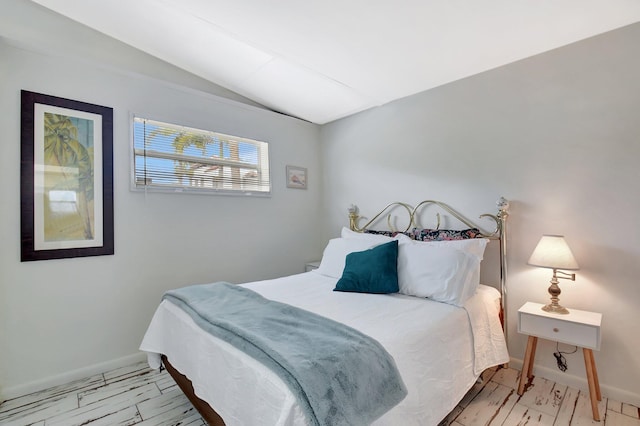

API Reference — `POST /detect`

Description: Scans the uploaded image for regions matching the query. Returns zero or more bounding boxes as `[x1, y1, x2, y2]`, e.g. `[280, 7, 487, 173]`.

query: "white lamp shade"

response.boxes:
[527, 235, 579, 270]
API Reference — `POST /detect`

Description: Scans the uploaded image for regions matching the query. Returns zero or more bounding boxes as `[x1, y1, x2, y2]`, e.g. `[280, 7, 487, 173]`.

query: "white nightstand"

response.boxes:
[517, 302, 603, 421]
[305, 261, 321, 272]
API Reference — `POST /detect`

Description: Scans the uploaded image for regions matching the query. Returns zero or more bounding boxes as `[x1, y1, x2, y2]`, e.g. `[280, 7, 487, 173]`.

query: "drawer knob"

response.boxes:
[553, 327, 559, 332]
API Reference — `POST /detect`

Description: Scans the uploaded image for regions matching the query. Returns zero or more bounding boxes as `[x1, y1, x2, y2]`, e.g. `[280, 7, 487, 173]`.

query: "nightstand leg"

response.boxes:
[583, 348, 601, 421]
[518, 336, 537, 395]
[585, 349, 602, 400]
[527, 337, 537, 378]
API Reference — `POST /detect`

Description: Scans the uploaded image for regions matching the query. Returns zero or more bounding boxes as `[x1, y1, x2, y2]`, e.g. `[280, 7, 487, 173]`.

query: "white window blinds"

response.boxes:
[132, 117, 270, 195]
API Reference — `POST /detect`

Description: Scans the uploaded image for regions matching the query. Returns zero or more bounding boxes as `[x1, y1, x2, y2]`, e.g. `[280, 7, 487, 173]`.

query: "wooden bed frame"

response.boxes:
[160, 197, 510, 426]
[161, 355, 225, 426]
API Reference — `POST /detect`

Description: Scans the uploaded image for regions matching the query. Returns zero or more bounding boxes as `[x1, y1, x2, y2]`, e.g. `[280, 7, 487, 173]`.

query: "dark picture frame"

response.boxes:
[21, 90, 114, 261]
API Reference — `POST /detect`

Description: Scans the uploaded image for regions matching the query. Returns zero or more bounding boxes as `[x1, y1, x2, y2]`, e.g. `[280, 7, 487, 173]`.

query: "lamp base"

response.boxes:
[543, 272, 571, 314]
[542, 303, 570, 315]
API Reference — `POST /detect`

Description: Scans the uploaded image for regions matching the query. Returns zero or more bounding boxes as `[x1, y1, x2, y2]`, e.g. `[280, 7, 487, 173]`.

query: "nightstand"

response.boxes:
[517, 302, 603, 421]
[305, 260, 321, 272]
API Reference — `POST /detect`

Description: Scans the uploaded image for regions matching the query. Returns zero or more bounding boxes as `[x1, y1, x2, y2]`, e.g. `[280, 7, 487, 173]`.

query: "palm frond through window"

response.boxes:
[133, 117, 270, 195]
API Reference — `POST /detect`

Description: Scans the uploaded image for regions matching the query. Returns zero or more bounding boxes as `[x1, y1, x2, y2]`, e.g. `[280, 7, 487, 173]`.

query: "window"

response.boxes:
[132, 117, 270, 195]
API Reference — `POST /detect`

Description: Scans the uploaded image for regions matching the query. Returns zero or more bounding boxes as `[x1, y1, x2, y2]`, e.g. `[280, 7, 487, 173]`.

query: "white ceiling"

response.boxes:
[31, 0, 640, 124]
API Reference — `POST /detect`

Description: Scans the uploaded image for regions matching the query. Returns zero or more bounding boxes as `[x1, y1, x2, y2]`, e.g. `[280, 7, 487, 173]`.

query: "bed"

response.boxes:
[140, 198, 510, 426]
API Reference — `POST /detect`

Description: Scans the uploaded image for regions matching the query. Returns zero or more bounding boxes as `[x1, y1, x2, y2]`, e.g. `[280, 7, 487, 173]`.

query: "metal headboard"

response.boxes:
[347, 197, 510, 341]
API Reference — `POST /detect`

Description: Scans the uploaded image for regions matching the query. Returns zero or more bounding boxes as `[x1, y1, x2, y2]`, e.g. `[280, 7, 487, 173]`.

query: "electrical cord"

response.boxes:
[553, 342, 578, 372]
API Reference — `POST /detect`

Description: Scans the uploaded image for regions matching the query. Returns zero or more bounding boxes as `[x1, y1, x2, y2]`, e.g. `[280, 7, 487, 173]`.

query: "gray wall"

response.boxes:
[2, 0, 639, 410]
[321, 23, 640, 406]
[0, 2, 322, 397]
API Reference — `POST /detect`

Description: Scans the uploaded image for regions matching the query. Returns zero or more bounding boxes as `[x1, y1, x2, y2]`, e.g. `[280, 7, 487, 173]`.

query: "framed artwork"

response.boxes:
[286, 165, 307, 189]
[21, 90, 114, 261]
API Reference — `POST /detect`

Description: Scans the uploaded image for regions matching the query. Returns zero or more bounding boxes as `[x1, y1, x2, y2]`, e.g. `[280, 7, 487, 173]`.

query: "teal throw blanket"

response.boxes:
[163, 282, 407, 426]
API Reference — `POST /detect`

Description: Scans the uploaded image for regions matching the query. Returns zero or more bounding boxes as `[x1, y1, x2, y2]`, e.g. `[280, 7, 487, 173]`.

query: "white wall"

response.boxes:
[0, 4, 322, 398]
[321, 23, 640, 406]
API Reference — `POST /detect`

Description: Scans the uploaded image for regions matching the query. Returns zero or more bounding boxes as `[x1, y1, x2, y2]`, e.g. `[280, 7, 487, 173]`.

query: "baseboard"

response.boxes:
[510, 357, 640, 408]
[1, 352, 147, 401]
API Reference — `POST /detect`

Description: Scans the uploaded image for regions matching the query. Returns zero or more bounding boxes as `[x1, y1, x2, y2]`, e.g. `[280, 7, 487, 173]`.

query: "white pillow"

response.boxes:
[414, 237, 488, 299]
[394, 234, 488, 306]
[340, 227, 394, 243]
[316, 237, 383, 278]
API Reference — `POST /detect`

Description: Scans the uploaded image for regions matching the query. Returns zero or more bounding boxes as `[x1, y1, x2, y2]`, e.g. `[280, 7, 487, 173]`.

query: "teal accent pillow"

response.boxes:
[334, 240, 399, 294]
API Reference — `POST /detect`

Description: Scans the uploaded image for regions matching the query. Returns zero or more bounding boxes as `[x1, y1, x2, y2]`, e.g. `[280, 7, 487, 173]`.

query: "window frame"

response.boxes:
[130, 115, 271, 197]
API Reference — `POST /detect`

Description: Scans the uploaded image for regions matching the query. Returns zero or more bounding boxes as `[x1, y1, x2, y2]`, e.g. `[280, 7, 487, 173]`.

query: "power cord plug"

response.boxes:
[554, 342, 577, 372]
[553, 351, 567, 371]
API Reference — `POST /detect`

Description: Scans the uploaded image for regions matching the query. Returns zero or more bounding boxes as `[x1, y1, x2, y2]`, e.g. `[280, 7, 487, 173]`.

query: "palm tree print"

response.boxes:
[43, 113, 94, 241]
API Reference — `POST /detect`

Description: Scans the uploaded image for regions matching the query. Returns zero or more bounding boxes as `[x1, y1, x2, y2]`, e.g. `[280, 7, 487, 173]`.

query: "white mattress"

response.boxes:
[140, 272, 508, 426]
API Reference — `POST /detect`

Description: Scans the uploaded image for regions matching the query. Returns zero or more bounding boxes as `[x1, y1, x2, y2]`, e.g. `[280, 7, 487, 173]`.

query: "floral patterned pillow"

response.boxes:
[410, 227, 481, 241]
[364, 229, 412, 239]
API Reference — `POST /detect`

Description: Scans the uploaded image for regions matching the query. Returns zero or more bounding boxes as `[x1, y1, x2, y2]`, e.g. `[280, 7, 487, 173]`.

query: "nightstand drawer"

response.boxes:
[519, 311, 600, 350]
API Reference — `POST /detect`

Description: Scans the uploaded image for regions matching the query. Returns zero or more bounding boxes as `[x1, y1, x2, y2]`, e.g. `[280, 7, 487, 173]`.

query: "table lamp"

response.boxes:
[527, 235, 579, 314]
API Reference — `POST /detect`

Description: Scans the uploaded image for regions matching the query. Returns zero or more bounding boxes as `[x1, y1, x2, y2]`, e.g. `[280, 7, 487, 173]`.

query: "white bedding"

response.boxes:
[140, 272, 508, 426]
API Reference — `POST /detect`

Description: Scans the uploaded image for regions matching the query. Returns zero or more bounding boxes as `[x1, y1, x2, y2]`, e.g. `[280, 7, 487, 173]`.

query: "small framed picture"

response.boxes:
[286, 165, 307, 189]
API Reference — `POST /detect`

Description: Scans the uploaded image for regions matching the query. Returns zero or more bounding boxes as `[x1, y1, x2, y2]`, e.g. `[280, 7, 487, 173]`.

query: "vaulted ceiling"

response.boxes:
[30, 0, 640, 124]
